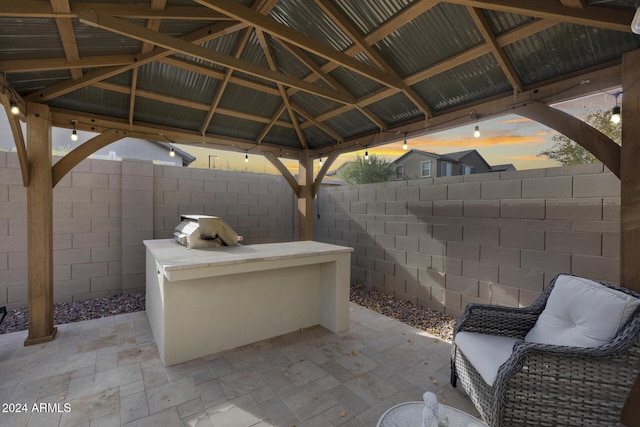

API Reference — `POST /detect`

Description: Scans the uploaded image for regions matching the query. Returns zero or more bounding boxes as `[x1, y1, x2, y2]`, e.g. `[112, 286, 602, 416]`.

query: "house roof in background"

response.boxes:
[0, 1, 637, 161]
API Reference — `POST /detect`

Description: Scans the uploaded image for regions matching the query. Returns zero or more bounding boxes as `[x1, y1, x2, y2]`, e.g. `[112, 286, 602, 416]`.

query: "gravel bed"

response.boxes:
[350, 284, 455, 341]
[0, 286, 455, 341]
[0, 292, 145, 335]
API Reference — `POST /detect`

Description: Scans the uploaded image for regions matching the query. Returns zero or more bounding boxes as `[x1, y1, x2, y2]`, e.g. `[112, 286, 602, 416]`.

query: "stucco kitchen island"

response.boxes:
[144, 239, 353, 366]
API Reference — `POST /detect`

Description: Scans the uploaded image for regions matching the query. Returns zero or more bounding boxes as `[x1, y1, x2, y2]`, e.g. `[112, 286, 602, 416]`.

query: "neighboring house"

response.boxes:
[489, 163, 517, 172]
[392, 149, 512, 180]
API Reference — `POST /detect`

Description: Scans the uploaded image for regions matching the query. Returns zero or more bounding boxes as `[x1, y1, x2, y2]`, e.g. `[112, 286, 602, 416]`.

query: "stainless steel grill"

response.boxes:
[173, 215, 241, 249]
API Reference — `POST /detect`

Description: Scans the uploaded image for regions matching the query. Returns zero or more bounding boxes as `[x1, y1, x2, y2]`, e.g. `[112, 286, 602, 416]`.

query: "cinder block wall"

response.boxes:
[314, 163, 620, 317]
[0, 152, 294, 309]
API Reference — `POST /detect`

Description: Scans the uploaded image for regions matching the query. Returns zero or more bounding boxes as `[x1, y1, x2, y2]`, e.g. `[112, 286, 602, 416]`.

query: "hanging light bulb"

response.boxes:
[364, 150, 369, 161]
[169, 147, 176, 157]
[10, 101, 19, 115]
[318, 157, 323, 166]
[70, 120, 78, 141]
[245, 153, 249, 163]
[403, 132, 408, 150]
[474, 125, 480, 138]
[610, 106, 621, 124]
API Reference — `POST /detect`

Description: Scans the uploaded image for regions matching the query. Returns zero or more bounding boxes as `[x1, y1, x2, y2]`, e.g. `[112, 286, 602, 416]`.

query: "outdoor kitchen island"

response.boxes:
[144, 239, 353, 366]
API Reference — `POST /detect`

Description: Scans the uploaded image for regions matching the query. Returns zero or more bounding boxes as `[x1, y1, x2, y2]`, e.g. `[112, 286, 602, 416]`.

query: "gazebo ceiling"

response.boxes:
[0, 0, 638, 160]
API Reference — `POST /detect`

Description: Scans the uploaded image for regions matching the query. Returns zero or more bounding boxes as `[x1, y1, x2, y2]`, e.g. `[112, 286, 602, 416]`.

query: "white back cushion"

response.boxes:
[525, 275, 640, 347]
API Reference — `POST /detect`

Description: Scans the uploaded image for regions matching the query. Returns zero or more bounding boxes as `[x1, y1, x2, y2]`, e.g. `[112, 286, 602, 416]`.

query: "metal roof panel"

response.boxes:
[135, 97, 207, 132]
[137, 61, 219, 105]
[366, 92, 423, 126]
[0, 18, 64, 61]
[49, 86, 130, 120]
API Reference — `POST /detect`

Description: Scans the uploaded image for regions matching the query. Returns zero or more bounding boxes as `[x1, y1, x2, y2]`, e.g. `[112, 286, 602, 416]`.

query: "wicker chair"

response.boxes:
[450, 274, 640, 427]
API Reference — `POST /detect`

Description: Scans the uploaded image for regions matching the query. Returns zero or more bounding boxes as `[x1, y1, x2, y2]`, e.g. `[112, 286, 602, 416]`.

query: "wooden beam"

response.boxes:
[51, 129, 126, 187]
[560, 0, 586, 8]
[257, 104, 286, 144]
[263, 151, 300, 194]
[0, 1, 230, 20]
[312, 151, 339, 198]
[467, 6, 523, 92]
[77, 12, 355, 105]
[364, 0, 439, 46]
[327, 62, 622, 155]
[513, 102, 620, 177]
[26, 21, 248, 102]
[194, 0, 403, 89]
[291, 102, 343, 142]
[50, 107, 302, 159]
[0, 55, 136, 73]
[441, 0, 633, 32]
[50, 0, 82, 79]
[0, 92, 29, 186]
[313, 0, 433, 118]
[24, 102, 56, 346]
[256, 29, 308, 149]
[297, 150, 314, 240]
[620, 48, 640, 427]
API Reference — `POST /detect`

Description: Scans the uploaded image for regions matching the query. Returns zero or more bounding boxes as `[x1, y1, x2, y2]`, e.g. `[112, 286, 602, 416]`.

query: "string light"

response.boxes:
[364, 150, 369, 161]
[470, 112, 480, 138]
[403, 132, 408, 150]
[474, 125, 480, 138]
[70, 120, 78, 141]
[319, 157, 323, 166]
[611, 92, 621, 124]
[169, 147, 176, 157]
[10, 101, 19, 115]
[245, 153, 249, 163]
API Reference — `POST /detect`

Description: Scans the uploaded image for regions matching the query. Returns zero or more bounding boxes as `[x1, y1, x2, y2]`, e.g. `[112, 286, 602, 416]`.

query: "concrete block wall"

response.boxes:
[0, 153, 294, 309]
[315, 162, 620, 317]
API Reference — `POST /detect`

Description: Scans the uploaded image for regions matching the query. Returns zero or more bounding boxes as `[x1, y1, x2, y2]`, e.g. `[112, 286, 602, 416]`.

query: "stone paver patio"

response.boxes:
[0, 303, 478, 426]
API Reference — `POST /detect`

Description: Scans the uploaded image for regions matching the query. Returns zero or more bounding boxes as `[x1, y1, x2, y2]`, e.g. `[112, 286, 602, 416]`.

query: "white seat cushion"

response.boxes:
[525, 275, 640, 348]
[454, 331, 519, 386]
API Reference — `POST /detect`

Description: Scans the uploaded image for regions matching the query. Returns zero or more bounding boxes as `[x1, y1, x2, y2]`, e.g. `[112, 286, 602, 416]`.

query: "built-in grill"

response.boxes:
[173, 215, 241, 249]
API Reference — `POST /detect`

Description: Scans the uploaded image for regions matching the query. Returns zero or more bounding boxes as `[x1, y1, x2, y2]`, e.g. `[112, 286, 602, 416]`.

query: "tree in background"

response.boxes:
[538, 107, 621, 165]
[339, 154, 394, 185]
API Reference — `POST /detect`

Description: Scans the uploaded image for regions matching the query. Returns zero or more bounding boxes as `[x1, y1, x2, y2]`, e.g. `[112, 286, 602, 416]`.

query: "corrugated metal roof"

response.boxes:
[375, 3, 484, 78]
[332, 0, 413, 36]
[209, 113, 265, 141]
[366, 92, 422, 126]
[5, 70, 70, 94]
[505, 23, 640, 86]
[50, 86, 130, 120]
[270, 0, 353, 52]
[218, 82, 282, 118]
[74, 20, 143, 57]
[328, 67, 383, 99]
[239, 30, 270, 69]
[262, 125, 302, 148]
[135, 97, 206, 132]
[137, 61, 220, 105]
[304, 125, 335, 149]
[0, 18, 64, 61]
[290, 91, 343, 118]
[482, 10, 535, 36]
[412, 53, 511, 112]
[324, 109, 377, 139]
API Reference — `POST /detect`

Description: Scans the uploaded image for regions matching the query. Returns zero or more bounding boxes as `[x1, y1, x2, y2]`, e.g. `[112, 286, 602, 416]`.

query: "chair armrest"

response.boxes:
[454, 303, 542, 339]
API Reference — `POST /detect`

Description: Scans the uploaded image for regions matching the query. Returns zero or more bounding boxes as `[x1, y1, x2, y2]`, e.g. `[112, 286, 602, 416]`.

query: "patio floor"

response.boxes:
[0, 303, 478, 427]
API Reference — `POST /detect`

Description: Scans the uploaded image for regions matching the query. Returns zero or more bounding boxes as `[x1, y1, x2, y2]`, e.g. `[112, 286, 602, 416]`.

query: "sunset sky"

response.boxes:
[183, 91, 618, 176]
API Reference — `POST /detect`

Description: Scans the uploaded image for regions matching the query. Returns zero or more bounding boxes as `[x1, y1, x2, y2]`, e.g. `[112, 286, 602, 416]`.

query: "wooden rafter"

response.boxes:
[25, 20, 248, 102]
[77, 12, 355, 105]
[560, 0, 586, 8]
[50, 107, 303, 159]
[0, 1, 230, 20]
[128, 0, 167, 128]
[199, 0, 279, 136]
[256, 29, 308, 149]
[466, 6, 523, 93]
[257, 104, 286, 144]
[442, 0, 633, 32]
[312, 152, 339, 198]
[0, 55, 136, 73]
[313, 0, 433, 118]
[50, 0, 82, 80]
[193, 0, 403, 89]
[263, 152, 299, 194]
[291, 102, 343, 143]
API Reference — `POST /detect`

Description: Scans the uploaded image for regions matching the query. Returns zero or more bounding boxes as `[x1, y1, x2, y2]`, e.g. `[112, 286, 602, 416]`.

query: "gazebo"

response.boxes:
[0, 0, 639, 423]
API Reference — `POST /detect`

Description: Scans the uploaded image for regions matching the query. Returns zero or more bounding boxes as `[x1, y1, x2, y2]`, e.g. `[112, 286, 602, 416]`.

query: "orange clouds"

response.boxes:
[504, 155, 548, 161]
[411, 133, 546, 149]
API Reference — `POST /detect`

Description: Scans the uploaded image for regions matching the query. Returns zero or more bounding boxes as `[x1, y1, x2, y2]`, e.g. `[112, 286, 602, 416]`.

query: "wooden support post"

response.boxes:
[297, 149, 314, 241]
[24, 103, 56, 346]
[620, 48, 640, 427]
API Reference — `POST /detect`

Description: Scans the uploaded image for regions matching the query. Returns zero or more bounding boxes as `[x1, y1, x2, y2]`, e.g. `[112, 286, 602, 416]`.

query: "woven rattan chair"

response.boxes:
[450, 274, 640, 427]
